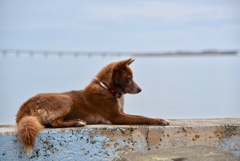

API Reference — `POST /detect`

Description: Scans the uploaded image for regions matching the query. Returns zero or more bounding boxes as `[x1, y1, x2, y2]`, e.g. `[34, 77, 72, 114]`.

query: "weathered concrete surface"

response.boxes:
[114, 146, 240, 161]
[0, 118, 239, 161]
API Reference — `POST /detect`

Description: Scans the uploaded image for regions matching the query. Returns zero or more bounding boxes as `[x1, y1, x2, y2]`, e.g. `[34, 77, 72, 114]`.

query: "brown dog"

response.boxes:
[16, 58, 170, 156]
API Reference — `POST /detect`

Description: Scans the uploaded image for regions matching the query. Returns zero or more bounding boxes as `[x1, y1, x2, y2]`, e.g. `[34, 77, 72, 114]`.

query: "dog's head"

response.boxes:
[96, 58, 142, 95]
[112, 58, 141, 94]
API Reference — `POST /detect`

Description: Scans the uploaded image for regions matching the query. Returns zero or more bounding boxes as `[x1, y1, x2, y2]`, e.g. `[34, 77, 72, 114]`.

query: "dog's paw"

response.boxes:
[161, 119, 170, 126]
[74, 119, 87, 127]
[156, 119, 170, 126]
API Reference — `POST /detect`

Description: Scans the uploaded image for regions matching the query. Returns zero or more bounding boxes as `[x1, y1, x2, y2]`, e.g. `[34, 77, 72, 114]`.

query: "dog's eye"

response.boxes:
[125, 77, 132, 83]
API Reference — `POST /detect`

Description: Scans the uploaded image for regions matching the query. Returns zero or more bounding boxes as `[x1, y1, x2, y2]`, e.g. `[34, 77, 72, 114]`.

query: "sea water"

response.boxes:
[0, 54, 239, 124]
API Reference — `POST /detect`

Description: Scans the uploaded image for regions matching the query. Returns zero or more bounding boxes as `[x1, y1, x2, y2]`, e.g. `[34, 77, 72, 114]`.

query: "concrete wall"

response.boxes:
[0, 118, 239, 161]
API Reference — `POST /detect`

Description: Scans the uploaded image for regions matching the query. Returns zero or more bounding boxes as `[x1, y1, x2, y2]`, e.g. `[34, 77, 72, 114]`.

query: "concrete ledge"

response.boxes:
[114, 146, 240, 161]
[0, 118, 240, 161]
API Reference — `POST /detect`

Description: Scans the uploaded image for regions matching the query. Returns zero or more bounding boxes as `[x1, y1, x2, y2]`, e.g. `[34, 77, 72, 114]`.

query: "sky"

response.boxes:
[0, 1, 240, 124]
[0, 0, 240, 52]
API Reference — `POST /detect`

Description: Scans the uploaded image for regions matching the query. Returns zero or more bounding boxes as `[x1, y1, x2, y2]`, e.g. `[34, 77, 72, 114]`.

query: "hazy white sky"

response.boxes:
[0, 1, 240, 124]
[0, 0, 240, 52]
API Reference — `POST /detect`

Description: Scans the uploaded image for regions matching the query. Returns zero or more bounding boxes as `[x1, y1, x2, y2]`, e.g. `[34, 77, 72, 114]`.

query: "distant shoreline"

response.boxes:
[0, 49, 238, 58]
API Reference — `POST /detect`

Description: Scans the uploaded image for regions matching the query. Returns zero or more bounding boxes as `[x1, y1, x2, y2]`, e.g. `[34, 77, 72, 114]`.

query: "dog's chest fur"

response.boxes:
[85, 97, 124, 124]
[118, 96, 124, 112]
[86, 113, 110, 124]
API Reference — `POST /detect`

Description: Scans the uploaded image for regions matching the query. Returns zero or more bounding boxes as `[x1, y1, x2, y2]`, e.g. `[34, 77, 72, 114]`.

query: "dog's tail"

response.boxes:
[17, 116, 44, 157]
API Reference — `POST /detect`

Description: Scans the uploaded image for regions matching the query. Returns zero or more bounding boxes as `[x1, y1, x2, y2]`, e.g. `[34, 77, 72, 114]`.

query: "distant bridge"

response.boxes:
[0, 49, 238, 58]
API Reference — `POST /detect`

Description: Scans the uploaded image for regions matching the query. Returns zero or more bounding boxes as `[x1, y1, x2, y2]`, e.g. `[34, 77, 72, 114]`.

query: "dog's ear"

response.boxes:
[114, 58, 135, 73]
[127, 58, 135, 65]
[118, 58, 135, 67]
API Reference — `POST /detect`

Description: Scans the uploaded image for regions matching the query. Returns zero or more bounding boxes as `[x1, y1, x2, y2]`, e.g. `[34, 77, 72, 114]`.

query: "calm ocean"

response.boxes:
[0, 54, 239, 124]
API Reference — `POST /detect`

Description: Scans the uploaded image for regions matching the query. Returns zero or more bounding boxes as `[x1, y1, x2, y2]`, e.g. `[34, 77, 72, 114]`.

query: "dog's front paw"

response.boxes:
[161, 119, 170, 126]
[156, 119, 170, 126]
[74, 119, 87, 127]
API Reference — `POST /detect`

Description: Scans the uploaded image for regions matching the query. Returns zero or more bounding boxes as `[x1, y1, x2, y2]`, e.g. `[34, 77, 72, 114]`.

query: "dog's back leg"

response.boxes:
[19, 94, 87, 128]
[51, 118, 86, 128]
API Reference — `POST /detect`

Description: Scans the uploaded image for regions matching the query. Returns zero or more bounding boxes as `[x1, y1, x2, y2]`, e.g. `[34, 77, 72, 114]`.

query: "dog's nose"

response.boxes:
[137, 88, 142, 93]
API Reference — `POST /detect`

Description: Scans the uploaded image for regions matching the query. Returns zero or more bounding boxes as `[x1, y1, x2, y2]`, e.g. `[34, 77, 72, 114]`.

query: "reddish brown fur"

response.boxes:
[16, 58, 170, 156]
[17, 116, 43, 146]
[17, 116, 44, 156]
